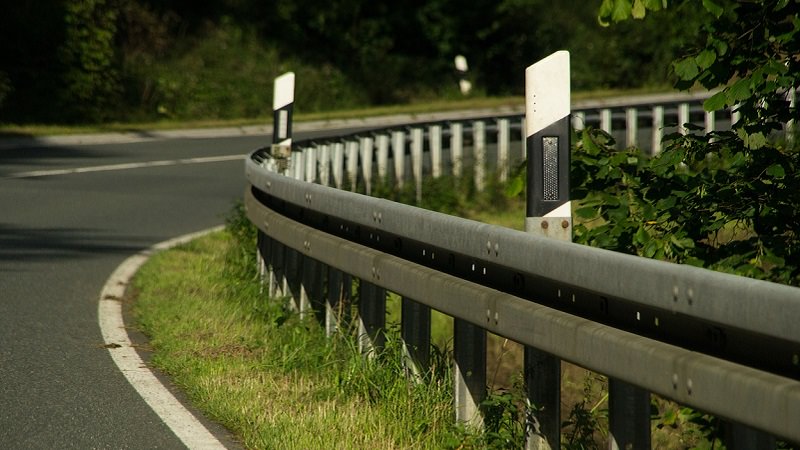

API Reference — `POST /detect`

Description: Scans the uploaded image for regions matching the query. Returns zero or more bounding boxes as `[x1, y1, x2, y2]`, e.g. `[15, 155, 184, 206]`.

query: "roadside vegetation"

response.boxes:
[132, 224, 462, 449]
[0, 0, 701, 127]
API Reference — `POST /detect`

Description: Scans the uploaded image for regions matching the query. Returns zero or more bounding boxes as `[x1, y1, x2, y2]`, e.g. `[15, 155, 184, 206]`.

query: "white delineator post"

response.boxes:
[454, 55, 472, 95]
[524, 50, 571, 450]
[265, 72, 296, 314]
[272, 72, 295, 175]
[525, 51, 571, 237]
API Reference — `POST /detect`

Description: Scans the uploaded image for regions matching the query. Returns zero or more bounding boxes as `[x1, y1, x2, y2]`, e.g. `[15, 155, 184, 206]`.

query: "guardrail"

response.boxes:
[244, 92, 800, 449]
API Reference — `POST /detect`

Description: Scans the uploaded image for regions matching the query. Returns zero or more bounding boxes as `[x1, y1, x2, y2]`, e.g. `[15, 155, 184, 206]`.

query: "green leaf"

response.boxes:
[634, 226, 650, 245]
[656, 196, 676, 210]
[727, 78, 752, 103]
[744, 131, 767, 150]
[694, 50, 716, 70]
[575, 205, 599, 219]
[703, 91, 727, 111]
[505, 174, 524, 197]
[662, 409, 677, 426]
[670, 235, 695, 249]
[684, 257, 705, 267]
[728, 151, 746, 168]
[765, 163, 786, 178]
[702, 0, 724, 18]
[643, 239, 659, 258]
[673, 57, 699, 81]
[713, 40, 728, 56]
[610, 0, 633, 21]
[643, 0, 664, 11]
[598, 0, 633, 25]
[632, 0, 646, 19]
[581, 130, 601, 156]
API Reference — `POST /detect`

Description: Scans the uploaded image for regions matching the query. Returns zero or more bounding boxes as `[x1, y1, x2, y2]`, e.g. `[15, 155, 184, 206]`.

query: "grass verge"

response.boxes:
[132, 229, 464, 449]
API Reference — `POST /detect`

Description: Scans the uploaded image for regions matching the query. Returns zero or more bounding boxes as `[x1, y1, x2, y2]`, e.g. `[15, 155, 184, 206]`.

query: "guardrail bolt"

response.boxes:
[541, 220, 549, 229]
[561, 220, 569, 229]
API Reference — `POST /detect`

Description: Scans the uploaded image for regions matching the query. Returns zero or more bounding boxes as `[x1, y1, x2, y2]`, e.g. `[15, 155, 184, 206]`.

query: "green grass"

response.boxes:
[132, 231, 464, 449]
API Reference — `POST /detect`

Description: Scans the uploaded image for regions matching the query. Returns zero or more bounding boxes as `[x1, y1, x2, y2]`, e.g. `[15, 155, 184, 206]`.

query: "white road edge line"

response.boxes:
[98, 226, 228, 450]
[7, 154, 245, 179]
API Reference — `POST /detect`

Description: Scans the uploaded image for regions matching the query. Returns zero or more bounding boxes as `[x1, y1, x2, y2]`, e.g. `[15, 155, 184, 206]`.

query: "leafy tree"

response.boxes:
[58, 0, 123, 123]
[577, 0, 800, 284]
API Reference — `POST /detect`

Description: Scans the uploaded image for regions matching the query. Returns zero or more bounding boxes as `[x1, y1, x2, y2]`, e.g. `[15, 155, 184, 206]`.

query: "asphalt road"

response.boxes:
[0, 132, 275, 448]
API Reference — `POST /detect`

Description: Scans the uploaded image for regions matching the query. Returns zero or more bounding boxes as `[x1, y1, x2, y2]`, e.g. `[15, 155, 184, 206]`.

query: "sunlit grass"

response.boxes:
[132, 231, 460, 449]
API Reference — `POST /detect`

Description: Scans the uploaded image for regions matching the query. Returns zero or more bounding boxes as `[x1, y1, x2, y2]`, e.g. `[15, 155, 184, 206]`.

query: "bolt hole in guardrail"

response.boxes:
[247, 59, 800, 449]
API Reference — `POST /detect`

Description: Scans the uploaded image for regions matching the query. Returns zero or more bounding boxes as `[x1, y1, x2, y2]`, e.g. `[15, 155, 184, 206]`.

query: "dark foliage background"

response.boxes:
[0, 0, 702, 124]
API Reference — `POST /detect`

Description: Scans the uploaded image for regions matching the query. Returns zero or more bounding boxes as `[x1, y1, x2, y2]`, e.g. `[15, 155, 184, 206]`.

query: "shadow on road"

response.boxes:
[0, 224, 154, 270]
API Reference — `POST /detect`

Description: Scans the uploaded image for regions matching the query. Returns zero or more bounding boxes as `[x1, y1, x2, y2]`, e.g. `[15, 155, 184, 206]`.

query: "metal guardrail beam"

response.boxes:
[246, 157, 800, 351]
[244, 186, 800, 442]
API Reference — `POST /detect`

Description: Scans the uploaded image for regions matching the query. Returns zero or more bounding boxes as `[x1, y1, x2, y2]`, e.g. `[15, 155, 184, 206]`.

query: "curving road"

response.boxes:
[0, 131, 274, 448]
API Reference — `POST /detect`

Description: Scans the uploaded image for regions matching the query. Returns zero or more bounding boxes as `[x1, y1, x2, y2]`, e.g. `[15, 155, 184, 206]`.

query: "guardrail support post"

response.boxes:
[376, 134, 389, 183]
[285, 247, 305, 313]
[678, 103, 690, 135]
[722, 422, 776, 450]
[524, 50, 571, 449]
[304, 147, 317, 184]
[520, 117, 528, 158]
[572, 112, 585, 131]
[705, 110, 716, 135]
[652, 105, 664, 154]
[360, 137, 374, 195]
[256, 230, 267, 293]
[319, 144, 331, 186]
[411, 128, 424, 204]
[325, 268, 351, 337]
[358, 281, 386, 356]
[451, 122, 464, 177]
[300, 256, 324, 322]
[473, 120, 486, 192]
[392, 131, 406, 188]
[332, 142, 344, 190]
[401, 297, 431, 378]
[271, 240, 286, 299]
[600, 108, 612, 136]
[430, 125, 443, 179]
[498, 118, 510, 182]
[608, 379, 651, 450]
[346, 140, 359, 192]
[625, 107, 638, 148]
[292, 152, 303, 180]
[454, 318, 486, 427]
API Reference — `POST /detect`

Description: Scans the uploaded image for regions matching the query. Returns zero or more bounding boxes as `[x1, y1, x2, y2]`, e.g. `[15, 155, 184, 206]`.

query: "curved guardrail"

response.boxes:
[244, 93, 800, 448]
